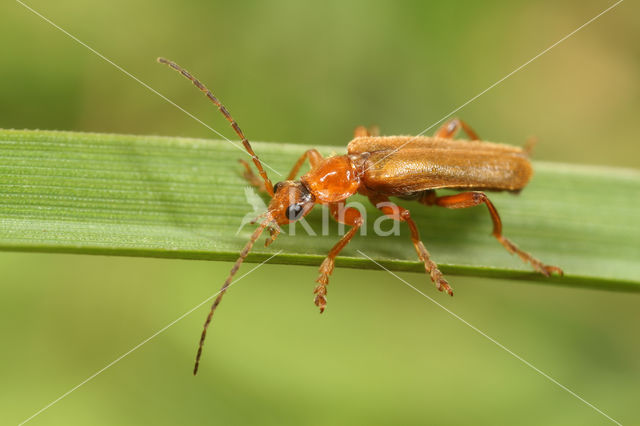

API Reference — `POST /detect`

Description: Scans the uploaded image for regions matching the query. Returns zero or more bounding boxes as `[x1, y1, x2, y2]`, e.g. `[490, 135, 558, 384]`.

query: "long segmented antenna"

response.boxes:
[193, 219, 271, 375]
[157, 57, 275, 196]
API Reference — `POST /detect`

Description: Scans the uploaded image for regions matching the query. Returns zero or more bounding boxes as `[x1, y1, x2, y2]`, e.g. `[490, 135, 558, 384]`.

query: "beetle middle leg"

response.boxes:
[353, 125, 380, 137]
[314, 202, 363, 312]
[421, 191, 563, 276]
[435, 118, 480, 140]
[368, 193, 453, 296]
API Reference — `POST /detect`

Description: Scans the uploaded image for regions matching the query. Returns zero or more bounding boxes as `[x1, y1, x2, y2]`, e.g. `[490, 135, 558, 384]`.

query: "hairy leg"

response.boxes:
[238, 159, 268, 193]
[353, 125, 380, 137]
[286, 149, 324, 180]
[421, 191, 563, 276]
[434, 118, 480, 140]
[314, 202, 363, 312]
[368, 192, 453, 295]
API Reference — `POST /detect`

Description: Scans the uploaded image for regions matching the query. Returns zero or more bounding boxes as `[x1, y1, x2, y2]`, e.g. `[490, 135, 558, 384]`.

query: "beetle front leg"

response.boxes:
[240, 150, 324, 193]
[314, 203, 363, 313]
[238, 159, 269, 193]
[425, 191, 563, 276]
[286, 149, 324, 180]
[368, 193, 453, 296]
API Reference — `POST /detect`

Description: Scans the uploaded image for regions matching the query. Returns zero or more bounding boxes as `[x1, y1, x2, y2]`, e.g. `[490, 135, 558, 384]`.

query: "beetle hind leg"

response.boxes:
[422, 191, 563, 276]
[494, 235, 563, 276]
[434, 118, 480, 140]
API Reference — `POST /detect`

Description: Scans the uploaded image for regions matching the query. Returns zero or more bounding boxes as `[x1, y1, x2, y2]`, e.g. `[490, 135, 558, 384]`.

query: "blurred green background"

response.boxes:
[1, 1, 638, 425]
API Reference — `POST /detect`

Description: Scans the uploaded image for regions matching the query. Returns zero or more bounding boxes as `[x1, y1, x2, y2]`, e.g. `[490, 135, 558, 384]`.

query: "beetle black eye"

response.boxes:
[286, 204, 304, 221]
[273, 182, 283, 193]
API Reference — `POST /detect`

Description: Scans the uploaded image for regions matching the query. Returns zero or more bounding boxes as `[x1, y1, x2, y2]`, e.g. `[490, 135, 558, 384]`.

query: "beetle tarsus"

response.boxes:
[264, 226, 280, 247]
[431, 267, 454, 296]
[313, 283, 327, 313]
[532, 262, 564, 277]
[413, 239, 454, 297]
[496, 235, 564, 277]
[437, 279, 454, 296]
[314, 259, 331, 312]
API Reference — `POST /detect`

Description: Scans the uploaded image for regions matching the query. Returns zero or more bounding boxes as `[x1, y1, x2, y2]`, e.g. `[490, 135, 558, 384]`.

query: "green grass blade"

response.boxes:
[1, 129, 638, 291]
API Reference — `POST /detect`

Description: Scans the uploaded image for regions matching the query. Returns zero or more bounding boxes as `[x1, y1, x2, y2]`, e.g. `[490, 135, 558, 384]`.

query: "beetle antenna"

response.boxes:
[157, 57, 274, 196]
[193, 219, 271, 375]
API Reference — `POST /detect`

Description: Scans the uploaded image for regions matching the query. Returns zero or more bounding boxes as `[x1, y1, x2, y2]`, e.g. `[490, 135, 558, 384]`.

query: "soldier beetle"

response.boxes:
[157, 57, 563, 375]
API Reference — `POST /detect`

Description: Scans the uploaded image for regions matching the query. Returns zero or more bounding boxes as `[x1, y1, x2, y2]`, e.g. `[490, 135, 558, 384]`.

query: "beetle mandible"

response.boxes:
[157, 58, 563, 375]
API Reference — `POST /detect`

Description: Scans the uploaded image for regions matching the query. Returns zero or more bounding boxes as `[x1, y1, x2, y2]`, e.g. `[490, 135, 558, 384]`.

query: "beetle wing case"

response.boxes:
[347, 136, 533, 195]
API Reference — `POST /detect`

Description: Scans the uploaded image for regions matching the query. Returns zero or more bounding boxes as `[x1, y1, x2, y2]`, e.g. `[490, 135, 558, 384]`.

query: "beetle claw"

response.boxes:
[539, 264, 564, 277]
[528, 256, 564, 277]
[436, 278, 454, 296]
[313, 283, 327, 313]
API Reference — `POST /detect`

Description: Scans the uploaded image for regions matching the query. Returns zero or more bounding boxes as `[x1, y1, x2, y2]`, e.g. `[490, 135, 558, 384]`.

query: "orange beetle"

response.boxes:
[158, 58, 562, 375]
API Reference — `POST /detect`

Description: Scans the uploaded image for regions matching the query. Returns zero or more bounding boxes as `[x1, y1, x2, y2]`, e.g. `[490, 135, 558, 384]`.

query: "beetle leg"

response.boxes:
[286, 149, 324, 180]
[523, 136, 537, 157]
[238, 159, 268, 193]
[353, 126, 369, 137]
[425, 191, 563, 276]
[314, 203, 363, 313]
[244, 150, 323, 192]
[353, 125, 380, 137]
[434, 118, 480, 140]
[368, 193, 453, 296]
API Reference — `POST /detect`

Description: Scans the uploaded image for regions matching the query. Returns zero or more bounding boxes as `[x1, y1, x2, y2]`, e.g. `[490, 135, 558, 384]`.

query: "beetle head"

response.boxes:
[268, 180, 316, 225]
